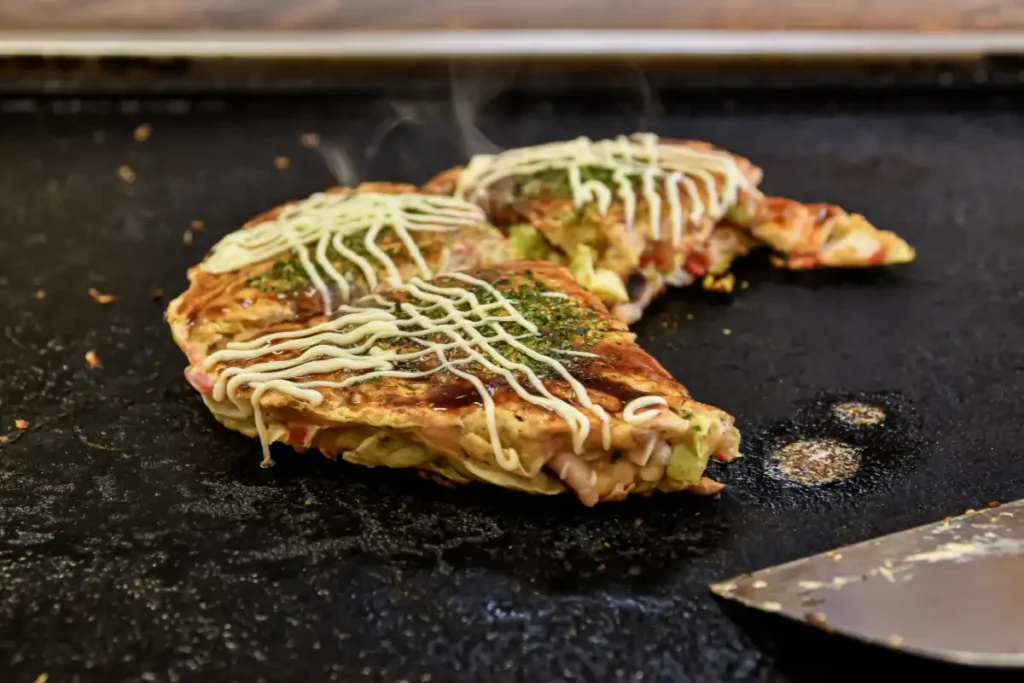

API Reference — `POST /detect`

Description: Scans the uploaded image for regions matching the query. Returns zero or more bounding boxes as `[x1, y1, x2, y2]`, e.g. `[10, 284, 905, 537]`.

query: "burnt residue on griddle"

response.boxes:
[708, 390, 924, 510]
[766, 438, 862, 485]
[832, 401, 887, 426]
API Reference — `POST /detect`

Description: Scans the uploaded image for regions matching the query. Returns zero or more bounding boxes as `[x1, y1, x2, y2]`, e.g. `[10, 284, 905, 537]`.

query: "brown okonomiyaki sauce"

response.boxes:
[705, 390, 923, 511]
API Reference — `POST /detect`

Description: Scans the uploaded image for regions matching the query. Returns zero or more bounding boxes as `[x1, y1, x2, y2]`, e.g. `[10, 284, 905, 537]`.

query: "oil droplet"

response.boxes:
[832, 401, 886, 426]
[767, 438, 862, 486]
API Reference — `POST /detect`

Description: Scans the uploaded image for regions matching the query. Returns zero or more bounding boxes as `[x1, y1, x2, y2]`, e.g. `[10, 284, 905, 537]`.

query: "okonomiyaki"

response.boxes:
[423, 133, 915, 321]
[167, 183, 509, 365]
[188, 262, 739, 506]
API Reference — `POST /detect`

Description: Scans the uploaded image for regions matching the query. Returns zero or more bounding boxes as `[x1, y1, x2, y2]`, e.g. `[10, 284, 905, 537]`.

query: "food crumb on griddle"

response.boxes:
[88, 287, 116, 304]
[740, 280, 750, 290]
[151, 288, 165, 301]
[805, 612, 831, 630]
[989, 500, 1001, 508]
[686, 313, 695, 321]
[191, 219, 205, 231]
[722, 328, 732, 336]
[117, 165, 135, 183]
[14, 419, 28, 430]
[183, 229, 194, 245]
[133, 123, 152, 142]
[888, 635, 904, 647]
[85, 349, 102, 368]
[703, 272, 735, 293]
[274, 155, 291, 170]
[33, 674, 47, 683]
[300, 133, 321, 148]
[34, 289, 46, 299]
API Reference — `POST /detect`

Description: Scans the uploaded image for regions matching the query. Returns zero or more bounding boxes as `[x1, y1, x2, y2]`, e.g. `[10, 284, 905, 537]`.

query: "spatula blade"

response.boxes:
[712, 499, 1024, 667]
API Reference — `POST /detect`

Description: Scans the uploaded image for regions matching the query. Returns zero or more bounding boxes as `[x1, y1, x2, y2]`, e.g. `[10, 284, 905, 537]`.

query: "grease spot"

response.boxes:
[767, 439, 861, 486]
[832, 401, 886, 426]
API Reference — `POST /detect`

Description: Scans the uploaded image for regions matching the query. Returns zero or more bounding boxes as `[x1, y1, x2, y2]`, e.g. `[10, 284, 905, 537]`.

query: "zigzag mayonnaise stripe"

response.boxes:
[202, 192, 487, 312]
[202, 273, 663, 468]
[455, 133, 759, 247]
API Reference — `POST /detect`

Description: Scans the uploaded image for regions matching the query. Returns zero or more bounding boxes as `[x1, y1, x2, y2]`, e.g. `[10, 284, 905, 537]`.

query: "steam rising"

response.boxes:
[450, 62, 505, 157]
[317, 143, 359, 187]
[366, 101, 430, 161]
[314, 63, 666, 187]
[631, 62, 665, 133]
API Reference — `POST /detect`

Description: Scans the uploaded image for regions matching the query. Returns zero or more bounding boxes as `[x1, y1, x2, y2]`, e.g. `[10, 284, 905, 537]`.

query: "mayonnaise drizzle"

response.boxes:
[203, 272, 670, 469]
[456, 133, 759, 247]
[623, 395, 668, 425]
[202, 191, 487, 313]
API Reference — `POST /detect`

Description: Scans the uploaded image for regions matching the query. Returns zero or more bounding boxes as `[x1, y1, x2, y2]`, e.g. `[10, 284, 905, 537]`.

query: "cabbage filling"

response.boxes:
[204, 397, 733, 507]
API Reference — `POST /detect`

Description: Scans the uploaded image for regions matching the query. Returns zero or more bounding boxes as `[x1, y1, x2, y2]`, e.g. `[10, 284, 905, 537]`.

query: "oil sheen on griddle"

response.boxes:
[711, 391, 923, 510]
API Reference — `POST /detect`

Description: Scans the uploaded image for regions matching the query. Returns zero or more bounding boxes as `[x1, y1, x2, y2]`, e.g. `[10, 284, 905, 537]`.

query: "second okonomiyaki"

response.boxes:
[424, 133, 915, 322]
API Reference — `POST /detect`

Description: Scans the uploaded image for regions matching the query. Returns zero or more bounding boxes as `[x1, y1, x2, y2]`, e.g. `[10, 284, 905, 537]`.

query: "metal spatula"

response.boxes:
[711, 499, 1024, 667]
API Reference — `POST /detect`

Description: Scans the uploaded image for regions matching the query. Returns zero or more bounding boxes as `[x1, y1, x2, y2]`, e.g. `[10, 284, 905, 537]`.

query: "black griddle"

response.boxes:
[2, 75, 1024, 683]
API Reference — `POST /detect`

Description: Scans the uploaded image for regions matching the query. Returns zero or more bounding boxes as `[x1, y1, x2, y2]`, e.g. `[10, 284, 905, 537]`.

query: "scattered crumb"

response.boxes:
[943, 516, 951, 527]
[888, 634, 904, 647]
[0, 435, 8, 445]
[88, 287, 116, 304]
[989, 500, 1001, 508]
[722, 328, 732, 336]
[711, 581, 737, 595]
[752, 580, 767, 589]
[761, 601, 782, 612]
[133, 123, 152, 142]
[151, 288, 165, 301]
[191, 219, 205, 231]
[304, 499, 313, 505]
[805, 612, 828, 627]
[14, 419, 29, 430]
[740, 280, 750, 290]
[118, 165, 136, 183]
[833, 553, 843, 561]
[685, 313, 695, 321]
[183, 229, 194, 245]
[300, 133, 321, 148]
[85, 349, 102, 368]
[35, 289, 46, 299]
[965, 509, 977, 515]
[702, 272, 735, 293]
[806, 612, 835, 633]
[274, 155, 291, 170]
[34, 674, 48, 683]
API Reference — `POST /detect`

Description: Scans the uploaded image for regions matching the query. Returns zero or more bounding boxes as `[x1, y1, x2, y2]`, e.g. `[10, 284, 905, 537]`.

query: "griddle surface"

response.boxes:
[1, 91, 1023, 682]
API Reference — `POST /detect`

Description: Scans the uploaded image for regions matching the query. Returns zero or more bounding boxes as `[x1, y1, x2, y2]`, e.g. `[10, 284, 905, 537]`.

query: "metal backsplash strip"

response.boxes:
[4, 30, 1024, 59]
